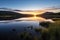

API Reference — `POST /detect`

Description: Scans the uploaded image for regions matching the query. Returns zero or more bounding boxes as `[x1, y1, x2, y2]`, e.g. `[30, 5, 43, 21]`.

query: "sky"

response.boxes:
[0, 0, 60, 10]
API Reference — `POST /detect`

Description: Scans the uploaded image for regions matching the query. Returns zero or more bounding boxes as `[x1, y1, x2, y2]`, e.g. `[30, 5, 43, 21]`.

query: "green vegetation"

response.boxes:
[48, 19, 60, 40]
[17, 18, 60, 40]
[34, 18, 60, 40]
[8, 18, 59, 40]
[0, 11, 33, 20]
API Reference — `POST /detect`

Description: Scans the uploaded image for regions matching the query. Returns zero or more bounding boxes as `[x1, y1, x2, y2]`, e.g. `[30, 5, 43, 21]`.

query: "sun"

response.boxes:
[34, 13, 37, 18]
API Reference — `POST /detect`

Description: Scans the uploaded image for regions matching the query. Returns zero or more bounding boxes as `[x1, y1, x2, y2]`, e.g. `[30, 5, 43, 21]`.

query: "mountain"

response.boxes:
[0, 8, 22, 12]
[37, 12, 60, 19]
[0, 11, 33, 20]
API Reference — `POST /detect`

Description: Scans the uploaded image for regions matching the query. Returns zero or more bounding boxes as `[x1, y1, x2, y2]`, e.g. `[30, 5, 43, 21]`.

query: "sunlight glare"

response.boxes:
[34, 13, 37, 18]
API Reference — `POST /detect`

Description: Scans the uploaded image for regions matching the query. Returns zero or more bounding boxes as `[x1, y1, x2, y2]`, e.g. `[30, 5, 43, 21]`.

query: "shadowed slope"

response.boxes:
[0, 11, 33, 20]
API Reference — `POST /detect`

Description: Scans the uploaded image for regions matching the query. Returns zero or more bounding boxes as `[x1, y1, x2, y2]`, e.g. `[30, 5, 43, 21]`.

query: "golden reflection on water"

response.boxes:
[16, 11, 47, 21]
[15, 11, 54, 23]
[15, 16, 47, 22]
[15, 11, 47, 21]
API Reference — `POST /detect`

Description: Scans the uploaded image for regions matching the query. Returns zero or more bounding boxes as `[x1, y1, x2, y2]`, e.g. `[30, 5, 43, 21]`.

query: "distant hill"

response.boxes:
[37, 12, 60, 19]
[0, 8, 23, 12]
[0, 11, 33, 20]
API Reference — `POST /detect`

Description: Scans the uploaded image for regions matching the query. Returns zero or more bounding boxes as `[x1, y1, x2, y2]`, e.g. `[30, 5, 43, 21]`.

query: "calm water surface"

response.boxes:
[0, 17, 48, 40]
[0, 17, 49, 33]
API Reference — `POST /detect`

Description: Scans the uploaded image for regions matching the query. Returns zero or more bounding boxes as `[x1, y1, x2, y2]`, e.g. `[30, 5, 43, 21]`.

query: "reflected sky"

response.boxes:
[14, 15, 54, 23]
[14, 17, 47, 22]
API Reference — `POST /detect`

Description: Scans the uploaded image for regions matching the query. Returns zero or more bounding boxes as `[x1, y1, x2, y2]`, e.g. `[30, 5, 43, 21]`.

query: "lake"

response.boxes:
[0, 17, 52, 40]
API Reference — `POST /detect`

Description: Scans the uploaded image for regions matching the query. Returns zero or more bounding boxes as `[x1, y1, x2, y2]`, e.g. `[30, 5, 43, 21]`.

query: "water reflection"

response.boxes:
[14, 17, 47, 22]
[0, 16, 54, 40]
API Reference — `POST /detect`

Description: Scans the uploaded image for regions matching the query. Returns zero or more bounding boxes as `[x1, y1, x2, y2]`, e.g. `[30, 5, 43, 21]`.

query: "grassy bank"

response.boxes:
[48, 19, 60, 40]
[34, 18, 60, 40]
[17, 18, 60, 40]
[40, 18, 60, 40]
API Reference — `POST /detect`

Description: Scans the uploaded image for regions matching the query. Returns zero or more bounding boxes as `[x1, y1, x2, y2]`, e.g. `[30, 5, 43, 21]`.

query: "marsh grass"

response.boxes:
[17, 19, 60, 40]
[34, 19, 60, 40]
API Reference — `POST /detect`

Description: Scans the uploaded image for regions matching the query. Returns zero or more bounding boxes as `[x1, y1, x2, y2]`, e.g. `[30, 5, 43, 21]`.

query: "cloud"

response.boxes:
[45, 6, 60, 10]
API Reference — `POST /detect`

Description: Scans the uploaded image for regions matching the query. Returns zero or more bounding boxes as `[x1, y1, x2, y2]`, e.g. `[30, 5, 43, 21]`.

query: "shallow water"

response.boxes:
[0, 17, 52, 40]
[0, 17, 52, 33]
[0, 19, 41, 34]
[15, 17, 47, 22]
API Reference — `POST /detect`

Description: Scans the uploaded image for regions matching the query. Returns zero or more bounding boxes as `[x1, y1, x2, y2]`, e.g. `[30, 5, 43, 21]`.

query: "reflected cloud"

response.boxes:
[15, 17, 47, 22]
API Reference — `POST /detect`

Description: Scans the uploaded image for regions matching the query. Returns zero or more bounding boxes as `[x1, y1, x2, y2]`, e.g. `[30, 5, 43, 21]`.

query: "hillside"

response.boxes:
[37, 12, 60, 19]
[0, 11, 33, 20]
